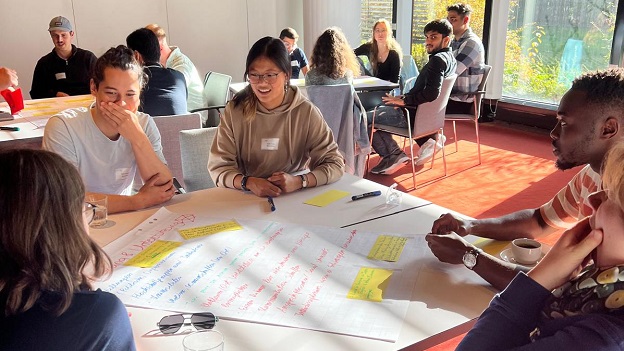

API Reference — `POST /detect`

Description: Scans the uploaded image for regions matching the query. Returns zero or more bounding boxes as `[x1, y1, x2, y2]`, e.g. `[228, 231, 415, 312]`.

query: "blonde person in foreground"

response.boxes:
[208, 36, 344, 198]
[457, 142, 624, 350]
[43, 46, 174, 214]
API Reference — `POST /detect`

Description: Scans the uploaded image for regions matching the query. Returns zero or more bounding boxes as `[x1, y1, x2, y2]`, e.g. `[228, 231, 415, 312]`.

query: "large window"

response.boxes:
[410, 1, 486, 68]
[503, 0, 619, 105]
[360, 0, 394, 43]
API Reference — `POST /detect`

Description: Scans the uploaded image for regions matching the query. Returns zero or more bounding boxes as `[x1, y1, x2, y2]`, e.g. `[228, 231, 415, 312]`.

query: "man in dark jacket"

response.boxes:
[30, 16, 96, 99]
[370, 19, 457, 175]
[126, 28, 188, 117]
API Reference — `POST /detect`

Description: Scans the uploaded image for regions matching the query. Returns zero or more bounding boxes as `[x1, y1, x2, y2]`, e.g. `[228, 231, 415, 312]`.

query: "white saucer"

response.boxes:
[500, 246, 548, 267]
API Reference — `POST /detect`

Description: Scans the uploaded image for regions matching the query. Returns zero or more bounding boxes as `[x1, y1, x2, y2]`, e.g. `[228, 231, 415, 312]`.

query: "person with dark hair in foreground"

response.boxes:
[43, 45, 174, 214]
[208, 36, 344, 198]
[0, 149, 135, 351]
[427, 68, 624, 291]
[458, 142, 624, 350]
[126, 28, 188, 116]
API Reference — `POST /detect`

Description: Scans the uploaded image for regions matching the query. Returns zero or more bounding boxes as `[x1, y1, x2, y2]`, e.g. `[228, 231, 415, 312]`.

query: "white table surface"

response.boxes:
[0, 94, 93, 148]
[92, 174, 493, 351]
[229, 76, 399, 97]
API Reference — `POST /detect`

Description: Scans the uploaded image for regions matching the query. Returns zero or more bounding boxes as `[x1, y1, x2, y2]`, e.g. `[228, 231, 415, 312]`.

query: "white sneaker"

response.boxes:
[416, 135, 446, 165]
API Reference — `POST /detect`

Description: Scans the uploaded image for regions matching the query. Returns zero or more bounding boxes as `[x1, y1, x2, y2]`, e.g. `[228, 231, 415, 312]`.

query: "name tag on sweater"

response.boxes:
[55, 72, 67, 80]
[291, 60, 299, 67]
[261, 138, 279, 150]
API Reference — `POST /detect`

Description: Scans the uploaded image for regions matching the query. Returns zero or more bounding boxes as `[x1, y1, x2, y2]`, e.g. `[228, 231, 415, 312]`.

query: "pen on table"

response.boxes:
[0, 126, 19, 131]
[267, 196, 276, 212]
[351, 190, 382, 201]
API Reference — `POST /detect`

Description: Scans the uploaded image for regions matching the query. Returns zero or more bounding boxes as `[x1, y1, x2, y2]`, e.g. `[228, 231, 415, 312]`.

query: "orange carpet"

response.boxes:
[366, 121, 580, 350]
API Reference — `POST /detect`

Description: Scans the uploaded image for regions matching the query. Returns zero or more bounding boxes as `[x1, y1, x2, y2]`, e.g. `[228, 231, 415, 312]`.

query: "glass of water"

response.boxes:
[86, 194, 107, 227]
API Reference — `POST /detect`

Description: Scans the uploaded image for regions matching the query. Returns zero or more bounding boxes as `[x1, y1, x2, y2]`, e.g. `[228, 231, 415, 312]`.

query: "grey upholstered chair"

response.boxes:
[179, 127, 217, 192]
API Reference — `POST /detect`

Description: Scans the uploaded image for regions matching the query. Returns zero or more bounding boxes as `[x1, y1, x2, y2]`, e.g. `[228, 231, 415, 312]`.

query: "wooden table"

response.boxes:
[0, 94, 94, 149]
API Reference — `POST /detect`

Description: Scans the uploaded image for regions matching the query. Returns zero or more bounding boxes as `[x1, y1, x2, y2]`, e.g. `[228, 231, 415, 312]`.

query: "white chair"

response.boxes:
[368, 75, 457, 188]
[179, 128, 218, 191]
[445, 65, 492, 165]
[152, 113, 202, 188]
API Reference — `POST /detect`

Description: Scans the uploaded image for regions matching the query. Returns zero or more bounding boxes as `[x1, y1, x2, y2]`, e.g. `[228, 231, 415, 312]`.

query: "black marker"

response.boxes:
[267, 196, 276, 211]
[351, 190, 382, 201]
[0, 126, 19, 131]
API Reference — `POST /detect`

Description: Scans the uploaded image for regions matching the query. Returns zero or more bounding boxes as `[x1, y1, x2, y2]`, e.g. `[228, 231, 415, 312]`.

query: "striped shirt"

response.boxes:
[450, 28, 485, 103]
[539, 165, 602, 229]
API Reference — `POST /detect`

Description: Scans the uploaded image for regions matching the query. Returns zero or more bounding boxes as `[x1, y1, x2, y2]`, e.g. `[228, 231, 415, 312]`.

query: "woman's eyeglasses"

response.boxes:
[157, 312, 219, 334]
[247, 73, 281, 84]
[84, 202, 96, 224]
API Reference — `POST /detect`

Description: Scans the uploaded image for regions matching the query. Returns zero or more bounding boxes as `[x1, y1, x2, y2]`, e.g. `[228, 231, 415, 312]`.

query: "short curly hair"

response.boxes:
[310, 27, 360, 79]
[571, 68, 624, 108]
[447, 3, 473, 17]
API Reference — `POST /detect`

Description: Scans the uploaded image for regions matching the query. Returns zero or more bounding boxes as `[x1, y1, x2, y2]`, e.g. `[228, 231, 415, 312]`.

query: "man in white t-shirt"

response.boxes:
[145, 23, 204, 112]
[43, 45, 175, 214]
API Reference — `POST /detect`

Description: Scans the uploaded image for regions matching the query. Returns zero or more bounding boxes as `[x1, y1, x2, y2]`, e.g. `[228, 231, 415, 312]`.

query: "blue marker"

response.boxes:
[267, 196, 276, 211]
[351, 190, 382, 201]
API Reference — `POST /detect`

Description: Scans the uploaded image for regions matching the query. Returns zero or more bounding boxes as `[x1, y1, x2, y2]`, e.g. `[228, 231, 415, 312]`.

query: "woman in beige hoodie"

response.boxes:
[209, 36, 344, 198]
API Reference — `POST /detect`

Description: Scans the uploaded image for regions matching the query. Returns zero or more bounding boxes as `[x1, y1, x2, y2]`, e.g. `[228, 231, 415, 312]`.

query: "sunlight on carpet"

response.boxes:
[367, 139, 577, 219]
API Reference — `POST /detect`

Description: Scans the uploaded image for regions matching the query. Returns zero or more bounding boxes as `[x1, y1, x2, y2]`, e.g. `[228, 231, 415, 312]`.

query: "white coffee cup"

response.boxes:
[511, 238, 542, 265]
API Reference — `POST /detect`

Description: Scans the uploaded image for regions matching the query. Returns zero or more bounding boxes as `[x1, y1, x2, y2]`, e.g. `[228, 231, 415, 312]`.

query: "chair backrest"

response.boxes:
[307, 84, 368, 176]
[399, 55, 419, 94]
[179, 128, 217, 191]
[410, 74, 457, 138]
[152, 113, 202, 187]
[202, 71, 232, 127]
[473, 65, 492, 116]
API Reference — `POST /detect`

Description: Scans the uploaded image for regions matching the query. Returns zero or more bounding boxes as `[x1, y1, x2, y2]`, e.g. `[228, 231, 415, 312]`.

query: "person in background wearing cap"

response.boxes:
[0, 67, 18, 91]
[30, 16, 96, 99]
[145, 23, 204, 113]
[279, 28, 309, 78]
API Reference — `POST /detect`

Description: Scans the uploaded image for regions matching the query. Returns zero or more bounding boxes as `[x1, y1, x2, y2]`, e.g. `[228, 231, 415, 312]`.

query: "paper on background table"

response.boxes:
[304, 189, 350, 207]
[96, 208, 428, 342]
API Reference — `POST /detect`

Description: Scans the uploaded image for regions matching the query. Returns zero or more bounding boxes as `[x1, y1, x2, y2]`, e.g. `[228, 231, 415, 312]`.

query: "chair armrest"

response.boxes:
[189, 105, 227, 113]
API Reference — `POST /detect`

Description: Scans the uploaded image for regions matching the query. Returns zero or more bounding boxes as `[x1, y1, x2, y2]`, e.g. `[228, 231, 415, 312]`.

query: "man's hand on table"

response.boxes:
[431, 213, 472, 236]
[425, 232, 475, 265]
[134, 173, 175, 209]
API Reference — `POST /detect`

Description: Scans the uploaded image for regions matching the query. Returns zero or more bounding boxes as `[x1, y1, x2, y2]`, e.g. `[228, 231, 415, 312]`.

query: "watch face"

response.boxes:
[463, 252, 477, 269]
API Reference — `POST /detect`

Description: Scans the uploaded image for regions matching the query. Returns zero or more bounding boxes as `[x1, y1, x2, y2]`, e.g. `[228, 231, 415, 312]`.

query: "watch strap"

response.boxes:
[240, 175, 249, 191]
[299, 174, 308, 189]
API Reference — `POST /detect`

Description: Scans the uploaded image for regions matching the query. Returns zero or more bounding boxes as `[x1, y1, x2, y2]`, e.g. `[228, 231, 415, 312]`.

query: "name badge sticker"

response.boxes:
[55, 72, 67, 80]
[291, 60, 299, 67]
[115, 168, 130, 181]
[261, 138, 279, 150]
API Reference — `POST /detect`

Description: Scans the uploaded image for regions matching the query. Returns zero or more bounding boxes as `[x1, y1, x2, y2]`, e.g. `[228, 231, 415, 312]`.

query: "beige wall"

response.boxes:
[0, 0, 304, 99]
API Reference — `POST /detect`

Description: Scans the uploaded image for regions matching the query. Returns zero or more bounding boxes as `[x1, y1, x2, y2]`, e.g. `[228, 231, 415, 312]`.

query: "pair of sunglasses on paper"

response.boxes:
[157, 312, 219, 334]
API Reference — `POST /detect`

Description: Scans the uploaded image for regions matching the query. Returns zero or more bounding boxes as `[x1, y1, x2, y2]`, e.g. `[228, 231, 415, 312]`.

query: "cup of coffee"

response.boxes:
[511, 238, 542, 265]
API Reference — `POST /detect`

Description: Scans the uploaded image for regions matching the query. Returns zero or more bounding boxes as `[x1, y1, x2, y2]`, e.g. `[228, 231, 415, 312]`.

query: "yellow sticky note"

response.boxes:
[304, 190, 350, 207]
[347, 267, 393, 302]
[124, 240, 182, 268]
[178, 220, 243, 240]
[473, 238, 510, 256]
[367, 235, 408, 262]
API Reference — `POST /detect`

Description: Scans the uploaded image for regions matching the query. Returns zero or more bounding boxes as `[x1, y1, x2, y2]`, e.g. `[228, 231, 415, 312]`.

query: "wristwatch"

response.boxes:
[240, 175, 249, 191]
[462, 248, 481, 270]
[299, 174, 308, 189]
